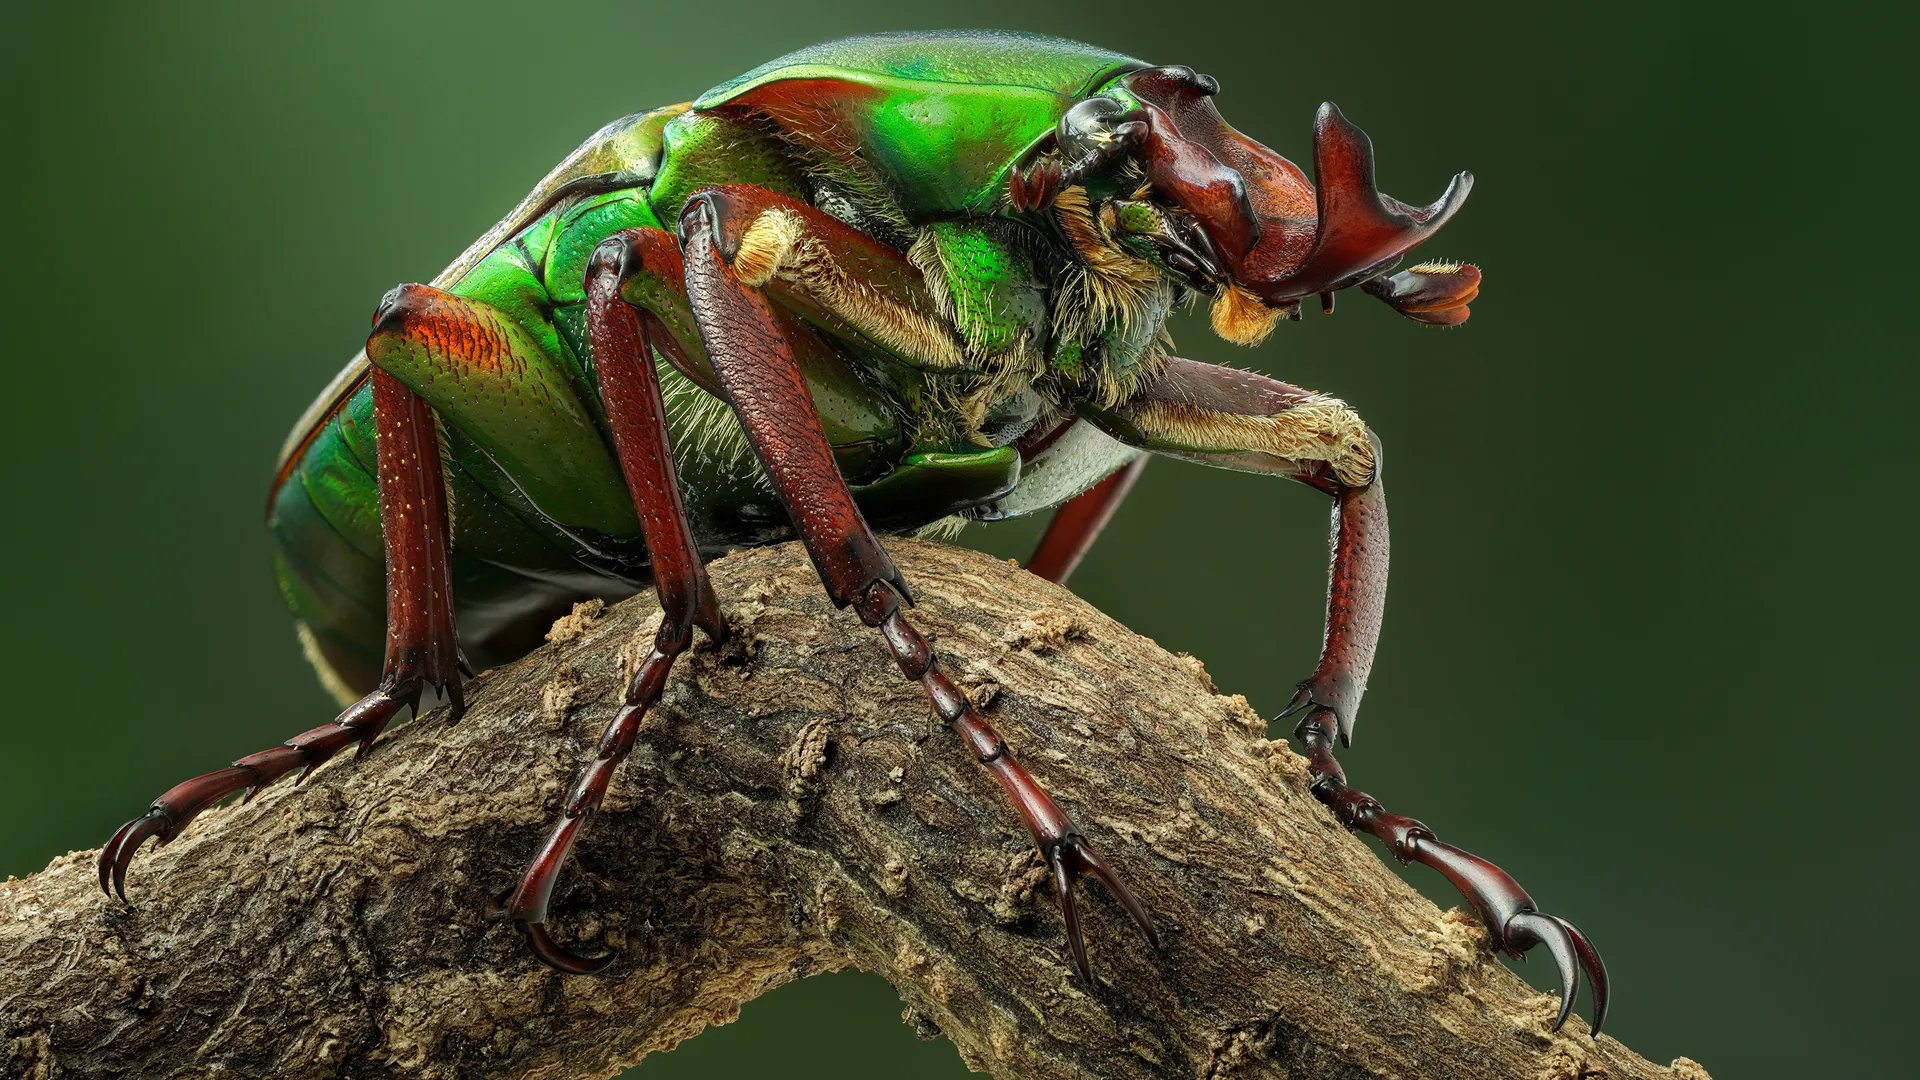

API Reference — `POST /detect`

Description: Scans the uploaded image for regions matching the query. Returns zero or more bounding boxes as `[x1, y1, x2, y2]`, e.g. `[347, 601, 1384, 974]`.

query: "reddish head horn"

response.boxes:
[1118, 69, 1472, 305]
[1269, 103, 1473, 300]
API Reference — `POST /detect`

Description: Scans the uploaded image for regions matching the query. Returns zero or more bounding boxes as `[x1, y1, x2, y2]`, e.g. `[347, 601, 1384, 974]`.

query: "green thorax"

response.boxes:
[693, 31, 1144, 218]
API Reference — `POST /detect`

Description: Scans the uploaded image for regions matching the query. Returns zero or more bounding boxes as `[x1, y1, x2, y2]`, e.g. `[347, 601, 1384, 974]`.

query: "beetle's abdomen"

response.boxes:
[270, 123, 913, 699]
[271, 376, 635, 699]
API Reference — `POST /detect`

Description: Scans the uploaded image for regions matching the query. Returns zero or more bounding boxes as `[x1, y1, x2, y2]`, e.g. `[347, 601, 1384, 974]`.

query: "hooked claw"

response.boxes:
[97, 809, 173, 902]
[1046, 832, 1159, 982]
[94, 685, 424, 905]
[96, 762, 263, 902]
[493, 803, 624, 975]
[519, 920, 615, 975]
[1507, 910, 1610, 1036]
[1292, 703, 1608, 1036]
[1412, 836, 1610, 1036]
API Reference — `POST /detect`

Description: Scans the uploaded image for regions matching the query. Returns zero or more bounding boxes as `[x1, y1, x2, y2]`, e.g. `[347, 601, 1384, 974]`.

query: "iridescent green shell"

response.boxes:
[271, 33, 1148, 701]
[694, 30, 1144, 215]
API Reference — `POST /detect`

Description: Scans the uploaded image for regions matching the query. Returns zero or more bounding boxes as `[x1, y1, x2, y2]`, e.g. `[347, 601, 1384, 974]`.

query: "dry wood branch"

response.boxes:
[1, 540, 1708, 1080]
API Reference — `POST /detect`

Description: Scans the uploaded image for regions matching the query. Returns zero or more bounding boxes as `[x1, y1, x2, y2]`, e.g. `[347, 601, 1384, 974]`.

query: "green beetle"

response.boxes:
[100, 30, 1604, 1030]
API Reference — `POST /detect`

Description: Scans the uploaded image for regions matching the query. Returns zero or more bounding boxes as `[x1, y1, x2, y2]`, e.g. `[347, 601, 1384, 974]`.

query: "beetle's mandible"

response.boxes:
[98, 30, 1605, 1033]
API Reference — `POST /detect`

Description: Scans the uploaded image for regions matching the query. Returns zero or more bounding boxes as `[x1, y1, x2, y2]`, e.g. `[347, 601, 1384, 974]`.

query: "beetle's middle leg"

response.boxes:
[496, 228, 728, 973]
[676, 187, 1157, 981]
[1025, 455, 1147, 585]
[99, 369, 463, 897]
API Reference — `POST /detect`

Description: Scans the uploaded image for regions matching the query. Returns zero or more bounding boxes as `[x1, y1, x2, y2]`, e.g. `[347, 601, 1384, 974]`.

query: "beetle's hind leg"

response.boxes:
[677, 187, 1157, 981]
[495, 228, 727, 973]
[99, 369, 462, 899]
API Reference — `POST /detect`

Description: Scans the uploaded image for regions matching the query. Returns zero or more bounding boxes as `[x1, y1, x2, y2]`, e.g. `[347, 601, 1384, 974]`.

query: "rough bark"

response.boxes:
[0, 540, 1708, 1080]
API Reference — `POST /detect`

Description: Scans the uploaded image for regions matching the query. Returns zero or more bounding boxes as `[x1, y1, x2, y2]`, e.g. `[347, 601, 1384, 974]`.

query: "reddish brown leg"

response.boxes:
[680, 188, 1155, 980]
[1291, 704, 1609, 1033]
[1025, 456, 1146, 586]
[99, 367, 462, 899]
[1272, 451, 1607, 1032]
[1106, 356, 1608, 1031]
[498, 228, 727, 974]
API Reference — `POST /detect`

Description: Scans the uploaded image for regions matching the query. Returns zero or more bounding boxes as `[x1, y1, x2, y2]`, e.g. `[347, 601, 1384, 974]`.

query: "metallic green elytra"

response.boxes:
[273, 31, 1163, 698]
[694, 31, 1142, 214]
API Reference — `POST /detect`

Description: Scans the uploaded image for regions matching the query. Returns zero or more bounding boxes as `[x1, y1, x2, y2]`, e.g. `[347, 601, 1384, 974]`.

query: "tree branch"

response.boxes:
[1, 540, 1708, 1080]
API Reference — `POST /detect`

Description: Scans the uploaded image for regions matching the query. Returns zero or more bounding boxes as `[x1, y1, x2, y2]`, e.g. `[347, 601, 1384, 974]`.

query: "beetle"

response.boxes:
[98, 30, 1606, 1031]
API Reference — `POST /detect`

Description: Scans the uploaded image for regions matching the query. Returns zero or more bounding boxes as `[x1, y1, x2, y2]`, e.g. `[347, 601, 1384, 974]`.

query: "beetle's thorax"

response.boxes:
[1041, 186, 1178, 408]
[909, 206, 1177, 452]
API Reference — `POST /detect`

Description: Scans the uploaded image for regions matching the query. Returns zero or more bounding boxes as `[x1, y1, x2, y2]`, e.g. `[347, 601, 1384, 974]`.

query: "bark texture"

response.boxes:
[1, 540, 1708, 1080]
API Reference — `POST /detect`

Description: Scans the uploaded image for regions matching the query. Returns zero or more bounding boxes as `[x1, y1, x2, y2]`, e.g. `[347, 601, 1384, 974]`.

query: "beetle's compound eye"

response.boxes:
[1057, 96, 1131, 164]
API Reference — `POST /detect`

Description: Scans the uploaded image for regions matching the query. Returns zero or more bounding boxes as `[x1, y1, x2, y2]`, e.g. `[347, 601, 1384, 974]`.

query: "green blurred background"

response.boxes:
[1, 3, 1908, 1077]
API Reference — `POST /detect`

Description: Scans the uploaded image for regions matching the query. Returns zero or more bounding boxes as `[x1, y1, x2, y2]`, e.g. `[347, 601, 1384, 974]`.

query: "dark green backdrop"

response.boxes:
[2, 4, 1908, 1077]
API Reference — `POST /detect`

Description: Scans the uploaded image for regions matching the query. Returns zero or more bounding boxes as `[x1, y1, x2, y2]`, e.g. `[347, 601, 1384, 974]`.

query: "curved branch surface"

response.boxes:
[0, 540, 1707, 1080]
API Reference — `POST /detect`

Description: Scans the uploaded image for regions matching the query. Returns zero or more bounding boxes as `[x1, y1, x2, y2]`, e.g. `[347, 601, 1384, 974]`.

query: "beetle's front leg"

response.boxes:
[678, 187, 1156, 980]
[1090, 357, 1608, 1033]
[99, 369, 463, 897]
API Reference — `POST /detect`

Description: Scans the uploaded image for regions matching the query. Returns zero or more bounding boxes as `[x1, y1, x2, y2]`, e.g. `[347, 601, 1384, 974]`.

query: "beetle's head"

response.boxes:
[1012, 66, 1480, 344]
